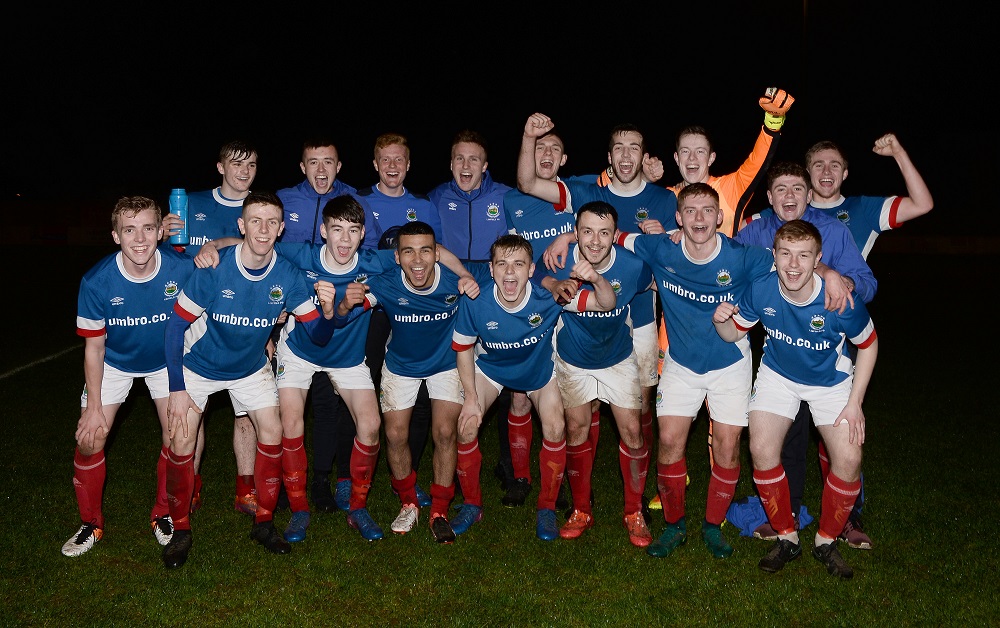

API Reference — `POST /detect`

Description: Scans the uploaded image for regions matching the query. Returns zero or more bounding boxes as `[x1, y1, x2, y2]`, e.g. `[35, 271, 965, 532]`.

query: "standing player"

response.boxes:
[162, 139, 260, 516]
[453, 234, 617, 540]
[618, 184, 774, 560]
[161, 191, 338, 569]
[353, 221, 486, 542]
[63, 196, 194, 557]
[534, 202, 654, 547]
[714, 220, 878, 579]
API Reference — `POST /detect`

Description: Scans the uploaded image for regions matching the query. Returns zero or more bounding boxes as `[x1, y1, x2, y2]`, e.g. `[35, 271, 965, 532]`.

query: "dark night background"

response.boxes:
[3, 2, 993, 245]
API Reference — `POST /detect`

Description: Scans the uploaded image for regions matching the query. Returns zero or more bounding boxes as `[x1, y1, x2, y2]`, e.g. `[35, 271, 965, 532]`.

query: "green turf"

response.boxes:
[1, 248, 994, 626]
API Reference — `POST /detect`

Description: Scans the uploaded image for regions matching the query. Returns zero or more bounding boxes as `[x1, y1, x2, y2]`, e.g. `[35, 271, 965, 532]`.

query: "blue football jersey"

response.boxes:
[180, 187, 245, 256]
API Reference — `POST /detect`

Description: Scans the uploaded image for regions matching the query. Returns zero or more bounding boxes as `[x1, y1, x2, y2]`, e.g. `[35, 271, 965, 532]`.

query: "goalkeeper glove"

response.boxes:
[759, 87, 794, 131]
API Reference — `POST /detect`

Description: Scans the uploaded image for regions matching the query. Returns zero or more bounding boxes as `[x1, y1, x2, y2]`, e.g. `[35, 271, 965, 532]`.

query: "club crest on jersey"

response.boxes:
[406, 208, 418, 222]
[716, 269, 732, 287]
[269, 285, 284, 303]
[610, 279, 622, 294]
[487, 321, 499, 330]
[634, 208, 649, 221]
[528, 313, 543, 328]
[486, 203, 501, 219]
[164, 281, 179, 298]
[355, 273, 370, 284]
[835, 209, 850, 224]
[810, 314, 826, 331]
[445, 294, 459, 305]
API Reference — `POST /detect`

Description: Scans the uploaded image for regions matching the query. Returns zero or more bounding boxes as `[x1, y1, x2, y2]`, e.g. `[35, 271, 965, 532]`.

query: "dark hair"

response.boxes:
[766, 161, 810, 190]
[675, 125, 712, 153]
[677, 182, 720, 205]
[490, 234, 533, 263]
[301, 137, 339, 159]
[396, 220, 437, 249]
[322, 194, 366, 226]
[219, 140, 256, 164]
[774, 219, 822, 250]
[452, 129, 488, 158]
[805, 140, 848, 170]
[576, 200, 618, 226]
[243, 191, 283, 214]
[609, 123, 645, 153]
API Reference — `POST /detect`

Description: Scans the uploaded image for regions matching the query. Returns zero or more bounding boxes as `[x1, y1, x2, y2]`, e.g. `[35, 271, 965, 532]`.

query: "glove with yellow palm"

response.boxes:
[759, 87, 795, 131]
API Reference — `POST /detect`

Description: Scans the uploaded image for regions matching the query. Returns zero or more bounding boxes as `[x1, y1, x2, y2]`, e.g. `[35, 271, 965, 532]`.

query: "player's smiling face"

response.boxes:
[113, 208, 162, 269]
[238, 202, 284, 257]
[674, 133, 715, 185]
[773, 236, 821, 296]
[490, 246, 534, 304]
[575, 211, 616, 269]
[219, 151, 257, 198]
[535, 134, 566, 181]
[609, 131, 644, 185]
[395, 233, 439, 289]
[767, 174, 811, 222]
[375, 143, 409, 193]
[677, 193, 722, 245]
[807, 148, 847, 202]
[301, 146, 342, 195]
[321, 218, 365, 266]
[450, 141, 487, 192]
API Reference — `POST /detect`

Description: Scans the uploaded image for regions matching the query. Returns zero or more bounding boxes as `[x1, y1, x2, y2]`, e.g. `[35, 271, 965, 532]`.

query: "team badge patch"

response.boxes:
[487, 203, 501, 219]
[810, 314, 825, 331]
[445, 294, 459, 305]
[355, 273, 370, 284]
[406, 208, 417, 222]
[610, 279, 622, 294]
[269, 285, 284, 303]
[634, 208, 649, 221]
[528, 313, 542, 328]
[164, 281, 178, 297]
[716, 269, 732, 287]
[276, 363, 285, 378]
[836, 209, 850, 224]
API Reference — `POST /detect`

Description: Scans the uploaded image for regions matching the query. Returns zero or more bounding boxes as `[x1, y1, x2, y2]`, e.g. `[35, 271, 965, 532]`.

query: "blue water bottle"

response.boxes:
[169, 188, 189, 246]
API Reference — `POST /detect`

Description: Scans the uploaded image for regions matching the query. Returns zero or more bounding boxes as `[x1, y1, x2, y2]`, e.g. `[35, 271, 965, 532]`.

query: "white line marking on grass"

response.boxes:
[0, 345, 80, 380]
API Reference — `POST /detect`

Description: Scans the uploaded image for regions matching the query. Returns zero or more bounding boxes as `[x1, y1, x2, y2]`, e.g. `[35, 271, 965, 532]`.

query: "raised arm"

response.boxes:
[517, 113, 562, 203]
[873, 133, 933, 223]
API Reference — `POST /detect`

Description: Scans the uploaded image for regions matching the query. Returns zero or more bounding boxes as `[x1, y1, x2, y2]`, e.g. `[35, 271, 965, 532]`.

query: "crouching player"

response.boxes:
[452, 234, 616, 540]
[713, 220, 877, 579]
[63, 196, 194, 557]
[162, 191, 339, 568]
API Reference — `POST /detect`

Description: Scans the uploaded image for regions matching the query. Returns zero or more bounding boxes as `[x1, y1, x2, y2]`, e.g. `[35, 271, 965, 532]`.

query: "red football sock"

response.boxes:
[537, 438, 566, 510]
[254, 442, 282, 524]
[391, 470, 419, 507]
[349, 438, 380, 511]
[588, 409, 601, 463]
[430, 482, 456, 516]
[236, 474, 254, 499]
[282, 435, 309, 513]
[640, 411, 654, 457]
[705, 463, 740, 525]
[150, 446, 169, 520]
[657, 459, 688, 524]
[619, 442, 649, 515]
[166, 448, 194, 531]
[566, 441, 594, 515]
[508, 410, 533, 481]
[818, 439, 831, 484]
[73, 448, 106, 528]
[819, 472, 862, 541]
[455, 439, 483, 507]
[753, 465, 796, 535]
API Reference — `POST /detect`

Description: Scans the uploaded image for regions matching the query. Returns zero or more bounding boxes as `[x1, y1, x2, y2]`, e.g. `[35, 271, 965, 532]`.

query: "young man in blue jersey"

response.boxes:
[714, 219, 878, 579]
[746, 135, 932, 550]
[346, 221, 486, 543]
[453, 234, 617, 540]
[162, 139, 260, 517]
[352, 132, 442, 510]
[533, 202, 654, 547]
[62, 196, 195, 558]
[161, 191, 339, 569]
[276, 137, 380, 515]
[619, 184, 774, 560]
[519, 113, 676, 513]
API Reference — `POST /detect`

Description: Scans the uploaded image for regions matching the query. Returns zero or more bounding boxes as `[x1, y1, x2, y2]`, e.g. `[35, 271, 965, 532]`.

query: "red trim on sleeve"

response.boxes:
[734, 321, 753, 333]
[554, 181, 568, 212]
[174, 302, 199, 323]
[295, 308, 320, 323]
[77, 327, 105, 338]
[887, 197, 904, 229]
[452, 341, 475, 352]
[363, 294, 374, 312]
[576, 289, 589, 310]
[615, 232, 630, 246]
[855, 328, 877, 349]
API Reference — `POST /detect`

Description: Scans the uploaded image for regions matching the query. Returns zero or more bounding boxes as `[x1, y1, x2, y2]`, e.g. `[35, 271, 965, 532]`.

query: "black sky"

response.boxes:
[4, 3, 992, 238]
